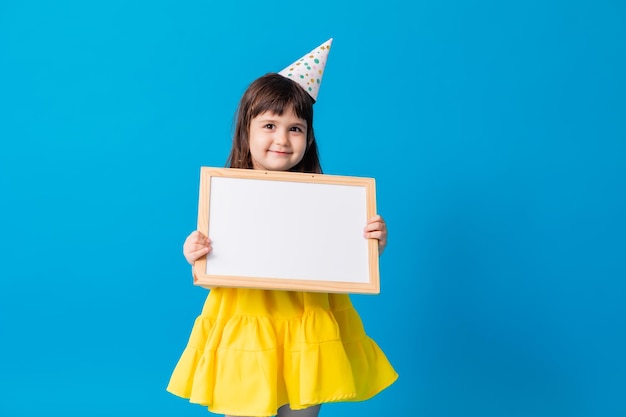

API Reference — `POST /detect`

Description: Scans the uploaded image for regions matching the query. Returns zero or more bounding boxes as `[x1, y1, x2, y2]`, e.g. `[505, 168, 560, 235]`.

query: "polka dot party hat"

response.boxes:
[278, 38, 333, 102]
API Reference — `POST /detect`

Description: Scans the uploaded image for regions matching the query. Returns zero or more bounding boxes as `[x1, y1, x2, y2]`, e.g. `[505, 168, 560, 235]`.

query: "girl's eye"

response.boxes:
[264, 123, 275, 129]
[290, 126, 303, 133]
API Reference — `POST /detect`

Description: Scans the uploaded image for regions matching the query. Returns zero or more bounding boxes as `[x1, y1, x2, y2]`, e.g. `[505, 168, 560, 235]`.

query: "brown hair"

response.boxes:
[226, 73, 322, 174]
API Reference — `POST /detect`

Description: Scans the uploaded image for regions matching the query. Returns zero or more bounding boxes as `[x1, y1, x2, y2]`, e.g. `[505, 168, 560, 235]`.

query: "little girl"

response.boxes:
[167, 39, 397, 417]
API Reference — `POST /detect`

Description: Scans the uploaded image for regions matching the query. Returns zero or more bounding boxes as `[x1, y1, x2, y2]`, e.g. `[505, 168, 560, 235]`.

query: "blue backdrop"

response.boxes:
[1, 1, 625, 416]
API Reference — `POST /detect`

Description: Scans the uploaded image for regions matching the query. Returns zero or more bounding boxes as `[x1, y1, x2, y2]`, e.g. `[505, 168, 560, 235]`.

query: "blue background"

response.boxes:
[1, 0, 625, 416]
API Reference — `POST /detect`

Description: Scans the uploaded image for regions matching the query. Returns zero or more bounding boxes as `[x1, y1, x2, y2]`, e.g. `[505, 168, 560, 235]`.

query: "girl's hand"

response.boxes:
[183, 231, 212, 265]
[364, 214, 387, 254]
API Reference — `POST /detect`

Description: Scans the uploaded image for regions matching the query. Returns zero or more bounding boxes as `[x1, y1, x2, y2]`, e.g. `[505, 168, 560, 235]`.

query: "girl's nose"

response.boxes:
[274, 129, 289, 145]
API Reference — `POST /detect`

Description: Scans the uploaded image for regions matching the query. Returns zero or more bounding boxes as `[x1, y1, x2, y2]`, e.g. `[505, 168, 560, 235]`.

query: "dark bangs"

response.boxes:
[248, 73, 314, 122]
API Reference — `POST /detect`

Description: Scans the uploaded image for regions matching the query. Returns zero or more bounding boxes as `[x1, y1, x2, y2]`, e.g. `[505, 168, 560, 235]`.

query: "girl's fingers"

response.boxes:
[185, 246, 212, 264]
[192, 246, 211, 256]
[364, 222, 385, 233]
[189, 241, 211, 251]
[186, 231, 199, 241]
[188, 231, 209, 243]
[188, 244, 210, 253]
[363, 215, 387, 254]
[364, 230, 384, 240]
[185, 232, 210, 249]
[364, 215, 386, 231]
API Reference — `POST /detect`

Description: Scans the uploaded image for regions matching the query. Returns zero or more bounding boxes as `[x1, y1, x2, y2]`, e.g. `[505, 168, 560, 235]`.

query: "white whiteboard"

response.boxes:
[193, 168, 380, 294]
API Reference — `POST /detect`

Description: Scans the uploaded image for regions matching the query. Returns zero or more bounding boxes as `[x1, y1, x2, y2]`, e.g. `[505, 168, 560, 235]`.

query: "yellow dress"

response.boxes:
[166, 287, 398, 417]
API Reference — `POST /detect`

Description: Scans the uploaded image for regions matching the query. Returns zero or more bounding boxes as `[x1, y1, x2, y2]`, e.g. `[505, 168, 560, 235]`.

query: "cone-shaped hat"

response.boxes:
[278, 38, 332, 101]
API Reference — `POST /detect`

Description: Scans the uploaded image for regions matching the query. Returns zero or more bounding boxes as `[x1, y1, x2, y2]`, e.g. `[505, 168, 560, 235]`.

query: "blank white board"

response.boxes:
[193, 167, 380, 294]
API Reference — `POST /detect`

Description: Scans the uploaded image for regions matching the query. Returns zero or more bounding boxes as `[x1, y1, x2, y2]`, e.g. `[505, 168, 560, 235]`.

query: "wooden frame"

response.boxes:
[192, 167, 380, 294]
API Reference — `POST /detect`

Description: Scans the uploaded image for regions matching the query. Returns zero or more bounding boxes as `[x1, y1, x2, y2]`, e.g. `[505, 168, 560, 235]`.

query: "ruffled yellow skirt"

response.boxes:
[166, 288, 398, 416]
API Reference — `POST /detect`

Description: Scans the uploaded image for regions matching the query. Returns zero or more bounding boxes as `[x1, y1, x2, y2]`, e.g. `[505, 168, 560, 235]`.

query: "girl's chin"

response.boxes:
[254, 162, 296, 171]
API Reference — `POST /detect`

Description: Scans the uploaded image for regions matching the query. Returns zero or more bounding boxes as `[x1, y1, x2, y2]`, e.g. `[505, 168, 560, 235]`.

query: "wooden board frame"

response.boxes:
[192, 167, 380, 294]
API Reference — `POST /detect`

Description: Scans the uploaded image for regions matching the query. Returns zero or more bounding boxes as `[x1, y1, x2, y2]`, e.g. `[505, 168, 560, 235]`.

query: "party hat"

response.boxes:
[278, 38, 333, 101]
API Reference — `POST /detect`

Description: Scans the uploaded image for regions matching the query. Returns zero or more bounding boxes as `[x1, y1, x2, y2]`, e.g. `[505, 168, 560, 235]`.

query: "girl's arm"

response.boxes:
[364, 214, 387, 255]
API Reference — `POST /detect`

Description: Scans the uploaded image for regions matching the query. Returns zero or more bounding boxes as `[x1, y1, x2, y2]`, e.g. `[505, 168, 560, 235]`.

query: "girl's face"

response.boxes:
[249, 108, 307, 171]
